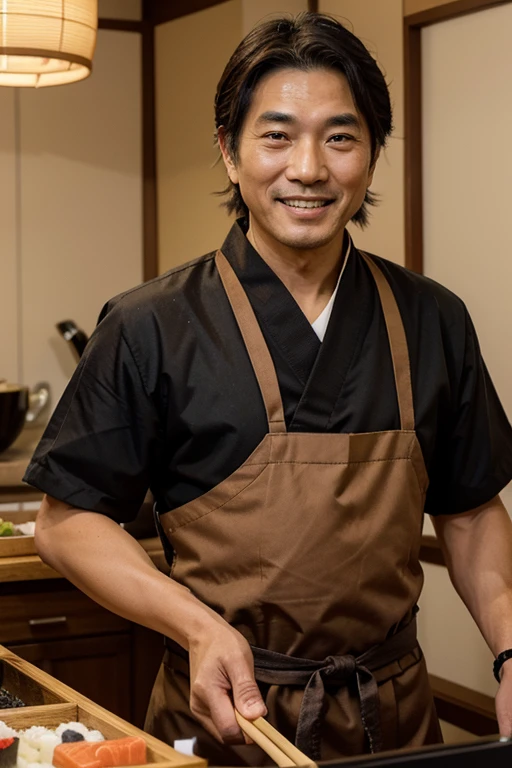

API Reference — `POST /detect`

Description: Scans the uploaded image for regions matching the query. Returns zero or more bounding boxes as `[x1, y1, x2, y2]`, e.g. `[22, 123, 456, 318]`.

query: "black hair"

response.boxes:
[214, 12, 393, 227]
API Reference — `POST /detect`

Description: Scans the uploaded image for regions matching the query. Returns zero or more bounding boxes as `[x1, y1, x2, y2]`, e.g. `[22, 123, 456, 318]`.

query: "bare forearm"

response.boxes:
[35, 495, 225, 650]
[433, 495, 512, 656]
[36, 494, 267, 740]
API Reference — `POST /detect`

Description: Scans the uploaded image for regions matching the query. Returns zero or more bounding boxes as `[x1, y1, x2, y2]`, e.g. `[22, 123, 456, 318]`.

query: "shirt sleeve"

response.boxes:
[23, 304, 163, 523]
[425, 305, 512, 516]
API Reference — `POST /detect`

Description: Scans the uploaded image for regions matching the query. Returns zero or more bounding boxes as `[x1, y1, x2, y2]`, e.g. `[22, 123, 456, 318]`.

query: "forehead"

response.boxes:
[244, 67, 359, 122]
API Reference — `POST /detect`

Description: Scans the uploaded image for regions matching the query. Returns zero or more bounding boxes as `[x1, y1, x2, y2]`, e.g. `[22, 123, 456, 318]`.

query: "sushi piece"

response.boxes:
[52, 736, 146, 768]
[55, 725, 95, 742]
[0, 736, 18, 768]
[96, 737, 146, 766]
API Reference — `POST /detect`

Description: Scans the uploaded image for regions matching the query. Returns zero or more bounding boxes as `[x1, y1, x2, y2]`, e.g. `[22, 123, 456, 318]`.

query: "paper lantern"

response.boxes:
[0, 1, 98, 87]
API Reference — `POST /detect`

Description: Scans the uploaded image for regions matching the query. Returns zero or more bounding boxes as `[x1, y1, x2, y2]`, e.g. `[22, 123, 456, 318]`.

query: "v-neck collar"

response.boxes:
[220, 220, 374, 432]
[221, 220, 320, 387]
[290, 243, 375, 431]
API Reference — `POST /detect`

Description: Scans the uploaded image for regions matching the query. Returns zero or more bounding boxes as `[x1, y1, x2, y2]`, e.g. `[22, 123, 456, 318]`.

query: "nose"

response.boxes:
[285, 137, 328, 185]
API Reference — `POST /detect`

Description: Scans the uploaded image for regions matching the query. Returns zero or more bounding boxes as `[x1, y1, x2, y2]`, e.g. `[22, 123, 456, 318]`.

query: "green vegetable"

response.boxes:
[0, 521, 15, 537]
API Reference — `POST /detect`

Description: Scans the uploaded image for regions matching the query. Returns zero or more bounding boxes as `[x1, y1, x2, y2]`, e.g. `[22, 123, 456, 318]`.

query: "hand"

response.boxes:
[188, 622, 267, 744]
[495, 660, 512, 737]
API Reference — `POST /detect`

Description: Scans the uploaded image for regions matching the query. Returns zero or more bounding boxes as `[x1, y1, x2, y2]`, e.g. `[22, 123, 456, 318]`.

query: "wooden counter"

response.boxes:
[0, 536, 170, 729]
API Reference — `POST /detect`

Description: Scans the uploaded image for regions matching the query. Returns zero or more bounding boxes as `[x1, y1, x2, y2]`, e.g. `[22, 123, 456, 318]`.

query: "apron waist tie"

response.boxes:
[163, 617, 418, 762]
[251, 616, 418, 761]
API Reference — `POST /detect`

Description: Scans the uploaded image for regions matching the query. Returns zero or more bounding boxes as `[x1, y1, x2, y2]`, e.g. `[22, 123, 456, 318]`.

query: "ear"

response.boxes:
[367, 147, 381, 188]
[218, 127, 239, 185]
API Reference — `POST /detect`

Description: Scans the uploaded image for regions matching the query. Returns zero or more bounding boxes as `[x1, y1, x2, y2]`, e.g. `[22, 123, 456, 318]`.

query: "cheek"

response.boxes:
[238, 149, 286, 187]
[335, 156, 372, 190]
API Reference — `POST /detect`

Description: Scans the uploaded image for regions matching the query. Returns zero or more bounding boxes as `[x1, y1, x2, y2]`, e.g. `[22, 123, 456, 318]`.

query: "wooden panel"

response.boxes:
[403, 20, 423, 272]
[430, 673, 498, 736]
[0, 703, 78, 728]
[142, 15, 158, 280]
[9, 635, 132, 720]
[0, 657, 67, 706]
[0, 586, 129, 644]
[419, 534, 445, 566]
[405, 0, 510, 24]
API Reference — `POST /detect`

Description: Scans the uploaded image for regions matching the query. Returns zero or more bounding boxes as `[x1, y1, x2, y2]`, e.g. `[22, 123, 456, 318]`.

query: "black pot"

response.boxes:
[0, 386, 29, 454]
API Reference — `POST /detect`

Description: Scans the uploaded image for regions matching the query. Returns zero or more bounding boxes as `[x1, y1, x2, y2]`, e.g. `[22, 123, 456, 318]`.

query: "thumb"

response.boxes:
[231, 674, 267, 720]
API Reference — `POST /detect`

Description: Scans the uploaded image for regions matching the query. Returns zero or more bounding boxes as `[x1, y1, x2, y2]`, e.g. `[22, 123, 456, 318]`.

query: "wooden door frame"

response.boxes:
[404, 0, 511, 273]
[97, 16, 157, 281]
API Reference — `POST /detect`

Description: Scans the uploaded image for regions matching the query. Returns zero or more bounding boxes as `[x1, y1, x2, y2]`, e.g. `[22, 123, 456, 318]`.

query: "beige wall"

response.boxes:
[0, 89, 18, 384]
[320, 0, 405, 264]
[421, 2, 512, 517]
[156, 1, 242, 272]
[418, 2, 512, 698]
[5, 30, 143, 406]
[155, 0, 308, 273]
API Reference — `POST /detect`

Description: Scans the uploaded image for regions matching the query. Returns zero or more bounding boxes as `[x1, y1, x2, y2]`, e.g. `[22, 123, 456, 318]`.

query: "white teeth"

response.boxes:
[281, 199, 328, 208]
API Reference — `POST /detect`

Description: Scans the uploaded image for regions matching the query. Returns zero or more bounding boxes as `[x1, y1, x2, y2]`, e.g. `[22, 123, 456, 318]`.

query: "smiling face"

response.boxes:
[219, 67, 378, 258]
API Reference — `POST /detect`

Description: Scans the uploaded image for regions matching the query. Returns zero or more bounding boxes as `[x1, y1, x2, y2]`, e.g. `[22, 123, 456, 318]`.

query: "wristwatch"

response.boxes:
[493, 649, 512, 683]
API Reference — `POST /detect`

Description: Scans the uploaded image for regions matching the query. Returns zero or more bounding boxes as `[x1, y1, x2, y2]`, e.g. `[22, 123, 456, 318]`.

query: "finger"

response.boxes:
[193, 687, 245, 744]
[496, 691, 512, 737]
[231, 674, 267, 720]
[497, 708, 512, 738]
[209, 689, 247, 744]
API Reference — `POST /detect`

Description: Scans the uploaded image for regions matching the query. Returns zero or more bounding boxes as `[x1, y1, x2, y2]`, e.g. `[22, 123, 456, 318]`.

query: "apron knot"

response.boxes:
[323, 654, 356, 681]
[251, 617, 418, 761]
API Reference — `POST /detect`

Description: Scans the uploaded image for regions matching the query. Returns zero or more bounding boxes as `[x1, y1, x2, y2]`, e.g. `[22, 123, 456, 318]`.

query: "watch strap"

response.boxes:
[493, 649, 512, 683]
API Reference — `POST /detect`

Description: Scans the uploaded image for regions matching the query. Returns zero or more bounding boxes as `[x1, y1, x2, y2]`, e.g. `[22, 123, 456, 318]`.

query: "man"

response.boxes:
[26, 12, 512, 765]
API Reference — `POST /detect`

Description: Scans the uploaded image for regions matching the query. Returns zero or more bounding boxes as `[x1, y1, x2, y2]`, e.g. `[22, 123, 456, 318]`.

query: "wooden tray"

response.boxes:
[0, 645, 206, 768]
[0, 509, 37, 557]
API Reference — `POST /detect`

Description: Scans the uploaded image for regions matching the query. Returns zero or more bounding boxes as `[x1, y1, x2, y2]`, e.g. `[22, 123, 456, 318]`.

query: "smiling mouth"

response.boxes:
[278, 199, 333, 209]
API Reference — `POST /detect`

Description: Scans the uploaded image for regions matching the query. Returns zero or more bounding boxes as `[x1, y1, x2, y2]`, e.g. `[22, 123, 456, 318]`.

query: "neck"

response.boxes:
[246, 224, 347, 323]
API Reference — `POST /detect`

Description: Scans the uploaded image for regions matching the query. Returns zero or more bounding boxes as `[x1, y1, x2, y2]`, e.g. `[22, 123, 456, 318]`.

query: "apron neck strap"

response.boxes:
[216, 250, 287, 434]
[360, 252, 415, 431]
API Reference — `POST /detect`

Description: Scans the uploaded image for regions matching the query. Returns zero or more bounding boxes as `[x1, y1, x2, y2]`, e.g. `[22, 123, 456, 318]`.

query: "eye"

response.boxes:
[265, 132, 287, 141]
[328, 134, 354, 144]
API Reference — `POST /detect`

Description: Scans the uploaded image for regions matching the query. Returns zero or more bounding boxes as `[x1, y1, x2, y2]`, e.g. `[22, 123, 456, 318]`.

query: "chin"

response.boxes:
[279, 236, 332, 251]
[276, 227, 341, 252]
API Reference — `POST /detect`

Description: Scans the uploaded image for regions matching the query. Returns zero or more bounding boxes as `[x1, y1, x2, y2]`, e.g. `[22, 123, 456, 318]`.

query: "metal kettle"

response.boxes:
[0, 380, 50, 454]
[56, 320, 89, 361]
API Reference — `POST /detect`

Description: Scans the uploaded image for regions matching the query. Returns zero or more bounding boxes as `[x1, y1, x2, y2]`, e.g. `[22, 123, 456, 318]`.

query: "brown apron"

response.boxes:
[145, 249, 442, 764]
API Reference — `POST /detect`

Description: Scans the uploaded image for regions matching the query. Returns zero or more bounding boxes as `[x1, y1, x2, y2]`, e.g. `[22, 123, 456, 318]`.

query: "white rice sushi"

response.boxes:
[0, 720, 104, 767]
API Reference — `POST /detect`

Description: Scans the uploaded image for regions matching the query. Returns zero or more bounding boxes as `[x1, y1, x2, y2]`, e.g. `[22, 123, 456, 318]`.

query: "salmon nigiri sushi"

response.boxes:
[53, 735, 146, 768]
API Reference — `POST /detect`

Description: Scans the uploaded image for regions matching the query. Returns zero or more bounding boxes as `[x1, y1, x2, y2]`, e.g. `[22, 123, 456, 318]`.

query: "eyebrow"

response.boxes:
[255, 111, 361, 130]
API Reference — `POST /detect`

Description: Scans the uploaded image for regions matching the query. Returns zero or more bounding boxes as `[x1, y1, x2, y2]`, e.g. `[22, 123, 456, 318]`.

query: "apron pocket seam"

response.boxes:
[169, 463, 270, 532]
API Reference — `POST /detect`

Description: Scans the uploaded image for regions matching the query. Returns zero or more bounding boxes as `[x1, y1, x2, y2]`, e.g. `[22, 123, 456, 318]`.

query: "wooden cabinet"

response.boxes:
[0, 579, 164, 728]
[8, 634, 132, 720]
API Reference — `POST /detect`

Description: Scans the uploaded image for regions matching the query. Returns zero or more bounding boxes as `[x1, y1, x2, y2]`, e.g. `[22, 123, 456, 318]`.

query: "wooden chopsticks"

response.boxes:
[235, 711, 317, 767]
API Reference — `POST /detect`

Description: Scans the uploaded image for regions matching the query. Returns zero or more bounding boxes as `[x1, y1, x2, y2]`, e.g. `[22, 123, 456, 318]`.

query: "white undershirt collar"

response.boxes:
[311, 236, 352, 341]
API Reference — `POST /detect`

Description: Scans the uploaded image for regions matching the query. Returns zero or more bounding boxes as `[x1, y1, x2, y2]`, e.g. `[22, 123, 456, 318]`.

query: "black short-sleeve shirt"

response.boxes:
[24, 221, 512, 520]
